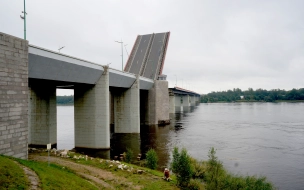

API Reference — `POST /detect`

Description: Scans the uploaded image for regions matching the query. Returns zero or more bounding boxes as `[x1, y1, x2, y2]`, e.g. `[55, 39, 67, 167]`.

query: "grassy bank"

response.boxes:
[1, 148, 274, 189]
[0, 155, 29, 189]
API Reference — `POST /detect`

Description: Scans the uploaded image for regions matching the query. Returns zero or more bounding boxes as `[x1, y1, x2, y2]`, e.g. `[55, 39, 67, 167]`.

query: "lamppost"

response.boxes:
[20, 0, 27, 40]
[58, 46, 65, 53]
[124, 44, 129, 57]
[115, 40, 123, 71]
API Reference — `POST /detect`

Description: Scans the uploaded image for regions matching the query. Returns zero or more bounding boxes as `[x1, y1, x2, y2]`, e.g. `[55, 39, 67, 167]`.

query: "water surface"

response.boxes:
[57, 103, 304, 190]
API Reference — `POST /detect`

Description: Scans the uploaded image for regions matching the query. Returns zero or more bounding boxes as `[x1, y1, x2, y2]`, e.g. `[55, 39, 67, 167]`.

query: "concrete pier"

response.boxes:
[147, 80, 169, 125]
[190, 95, 196, 107]
[175, 94, 183, 113]
[29, 85, 57, 147]
[183, 95, 190, 112]
[169, 91, 175, 114]
[113, 77, 140, 133]
[74, 66, 110, 149]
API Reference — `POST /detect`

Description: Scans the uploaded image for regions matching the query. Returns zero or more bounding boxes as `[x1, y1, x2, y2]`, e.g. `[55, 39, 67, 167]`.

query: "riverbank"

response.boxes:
[1, 152, 178, 190]
[1, 147, 275, 189]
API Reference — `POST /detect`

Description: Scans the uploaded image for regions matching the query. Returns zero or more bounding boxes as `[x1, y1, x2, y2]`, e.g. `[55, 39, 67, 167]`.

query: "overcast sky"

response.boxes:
[1, 0, 303, 95]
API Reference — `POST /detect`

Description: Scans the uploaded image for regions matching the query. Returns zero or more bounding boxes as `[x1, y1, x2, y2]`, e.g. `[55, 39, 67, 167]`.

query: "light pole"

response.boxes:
[124, 44, 129, 57]
[115, 40, 123, 71]
[58, 46, 65, 53]
[20, 0, 27, 40]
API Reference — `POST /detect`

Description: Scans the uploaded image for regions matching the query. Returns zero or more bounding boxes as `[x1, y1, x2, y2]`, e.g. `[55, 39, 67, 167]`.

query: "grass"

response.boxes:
[66, 152, 179, 189]
[12, 156, 98, 190]
[0, 155, 29, 190]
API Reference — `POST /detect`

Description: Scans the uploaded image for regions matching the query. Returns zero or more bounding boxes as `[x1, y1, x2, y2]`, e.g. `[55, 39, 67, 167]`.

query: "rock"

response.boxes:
[137, 170, 144, 174]
[109, 165, 113, 168]
[115, 161, 120, 164]
[123, 165, 128, 170]
[118, 164, 123, 170]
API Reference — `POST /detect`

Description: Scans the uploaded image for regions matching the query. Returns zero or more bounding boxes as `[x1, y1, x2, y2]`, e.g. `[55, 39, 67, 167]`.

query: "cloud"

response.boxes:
[1, 0, 303, 94]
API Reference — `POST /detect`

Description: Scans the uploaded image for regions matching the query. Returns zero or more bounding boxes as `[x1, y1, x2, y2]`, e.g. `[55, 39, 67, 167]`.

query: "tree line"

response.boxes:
[201, 88, 304, 103]
[57, 95, 74, 104]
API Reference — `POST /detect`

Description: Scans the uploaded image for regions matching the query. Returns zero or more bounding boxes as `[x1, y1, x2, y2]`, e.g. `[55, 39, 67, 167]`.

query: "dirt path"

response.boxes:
[29, 155, 141, 189]
[14, 161, 41, 190]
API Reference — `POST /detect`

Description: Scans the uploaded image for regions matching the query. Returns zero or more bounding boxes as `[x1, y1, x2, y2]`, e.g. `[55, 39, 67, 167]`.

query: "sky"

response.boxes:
[1, 0, 304, 95]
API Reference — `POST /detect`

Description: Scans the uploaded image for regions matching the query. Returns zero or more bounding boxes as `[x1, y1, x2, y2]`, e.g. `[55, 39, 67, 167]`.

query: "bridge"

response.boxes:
[0, 32, 200, 159]
[169, 87, 201, 113]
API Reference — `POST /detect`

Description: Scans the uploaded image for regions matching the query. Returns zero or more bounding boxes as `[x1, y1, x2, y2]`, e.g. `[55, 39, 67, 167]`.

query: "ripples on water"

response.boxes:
[57, 102, 304, 190]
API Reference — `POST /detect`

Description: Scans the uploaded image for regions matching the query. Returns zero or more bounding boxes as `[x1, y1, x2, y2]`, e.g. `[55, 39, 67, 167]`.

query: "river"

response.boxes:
[57, 102, 304, 190]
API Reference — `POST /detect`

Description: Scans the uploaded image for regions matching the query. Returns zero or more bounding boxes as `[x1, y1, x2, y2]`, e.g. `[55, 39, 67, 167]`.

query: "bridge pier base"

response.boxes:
[74, 67, 110, 149]
[29, 85, 57, 148]
[113, 77, 140, 133]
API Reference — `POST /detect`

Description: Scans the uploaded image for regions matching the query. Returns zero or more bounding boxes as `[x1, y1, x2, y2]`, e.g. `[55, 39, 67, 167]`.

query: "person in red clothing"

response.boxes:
[164, 168, 170, 181]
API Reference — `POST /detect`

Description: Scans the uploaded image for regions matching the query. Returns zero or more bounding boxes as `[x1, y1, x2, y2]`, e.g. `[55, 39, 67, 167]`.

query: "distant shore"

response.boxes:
[201, 100, 304, 103]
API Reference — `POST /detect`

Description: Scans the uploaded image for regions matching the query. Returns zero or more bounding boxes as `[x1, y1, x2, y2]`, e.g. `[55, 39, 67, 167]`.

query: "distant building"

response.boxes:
[240, 96, 244, 99]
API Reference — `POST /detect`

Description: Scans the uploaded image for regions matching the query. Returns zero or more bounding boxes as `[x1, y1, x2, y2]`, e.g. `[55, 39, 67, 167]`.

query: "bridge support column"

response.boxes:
[183, 95, 190, 112]
[29, 85, 57, 147]
[114, 77, 140, 133]
[169, 91, 175, 114]
[74, 66, 110, 149]
[196, 96, 200, 105]
[147, 80, 169, 125]
[175, 94, 183, 113]
[190, 95, 195, 107]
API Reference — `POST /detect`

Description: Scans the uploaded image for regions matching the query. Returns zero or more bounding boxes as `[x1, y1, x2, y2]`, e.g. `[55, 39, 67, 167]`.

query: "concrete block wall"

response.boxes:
[28, 85, 56, 147]
[114, 77, 140, 133]
[0, 32, 28, 159]
[74, 66, 110, 149]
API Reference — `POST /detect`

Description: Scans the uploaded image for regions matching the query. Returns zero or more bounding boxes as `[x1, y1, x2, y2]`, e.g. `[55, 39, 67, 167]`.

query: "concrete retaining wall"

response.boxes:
[0, 32, 28, 159]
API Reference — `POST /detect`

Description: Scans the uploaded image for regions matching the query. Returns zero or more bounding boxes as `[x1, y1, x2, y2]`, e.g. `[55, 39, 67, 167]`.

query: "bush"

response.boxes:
[187, 179, 204, 190]
[146, 149, 158, 169]
[204, 147, 274, 190]
[171, 147, 194, 187]
[190, 157, 207, 179]
[125, 148, 133, 163]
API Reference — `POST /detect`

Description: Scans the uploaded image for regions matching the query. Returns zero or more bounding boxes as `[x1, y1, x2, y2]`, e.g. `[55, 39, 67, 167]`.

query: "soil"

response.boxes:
[14, 161, 41, 190]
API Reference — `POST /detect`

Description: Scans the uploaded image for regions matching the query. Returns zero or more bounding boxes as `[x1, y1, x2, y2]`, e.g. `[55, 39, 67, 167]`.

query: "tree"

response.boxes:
[146, 149, 158, 169]
[171, 147, 193, 187]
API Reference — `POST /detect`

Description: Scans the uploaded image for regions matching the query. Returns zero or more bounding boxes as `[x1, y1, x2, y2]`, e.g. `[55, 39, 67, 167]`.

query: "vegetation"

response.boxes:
[171, 147, 274, 190]
[171, 147, 194, 188]
[57, 95, 74, 105]
[201, 88, 304, 103]
[1, 147, 275, 190]
[125, 148, 133, 163]
[146, 148, 158, 170]
[0, 155, 29, 190]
